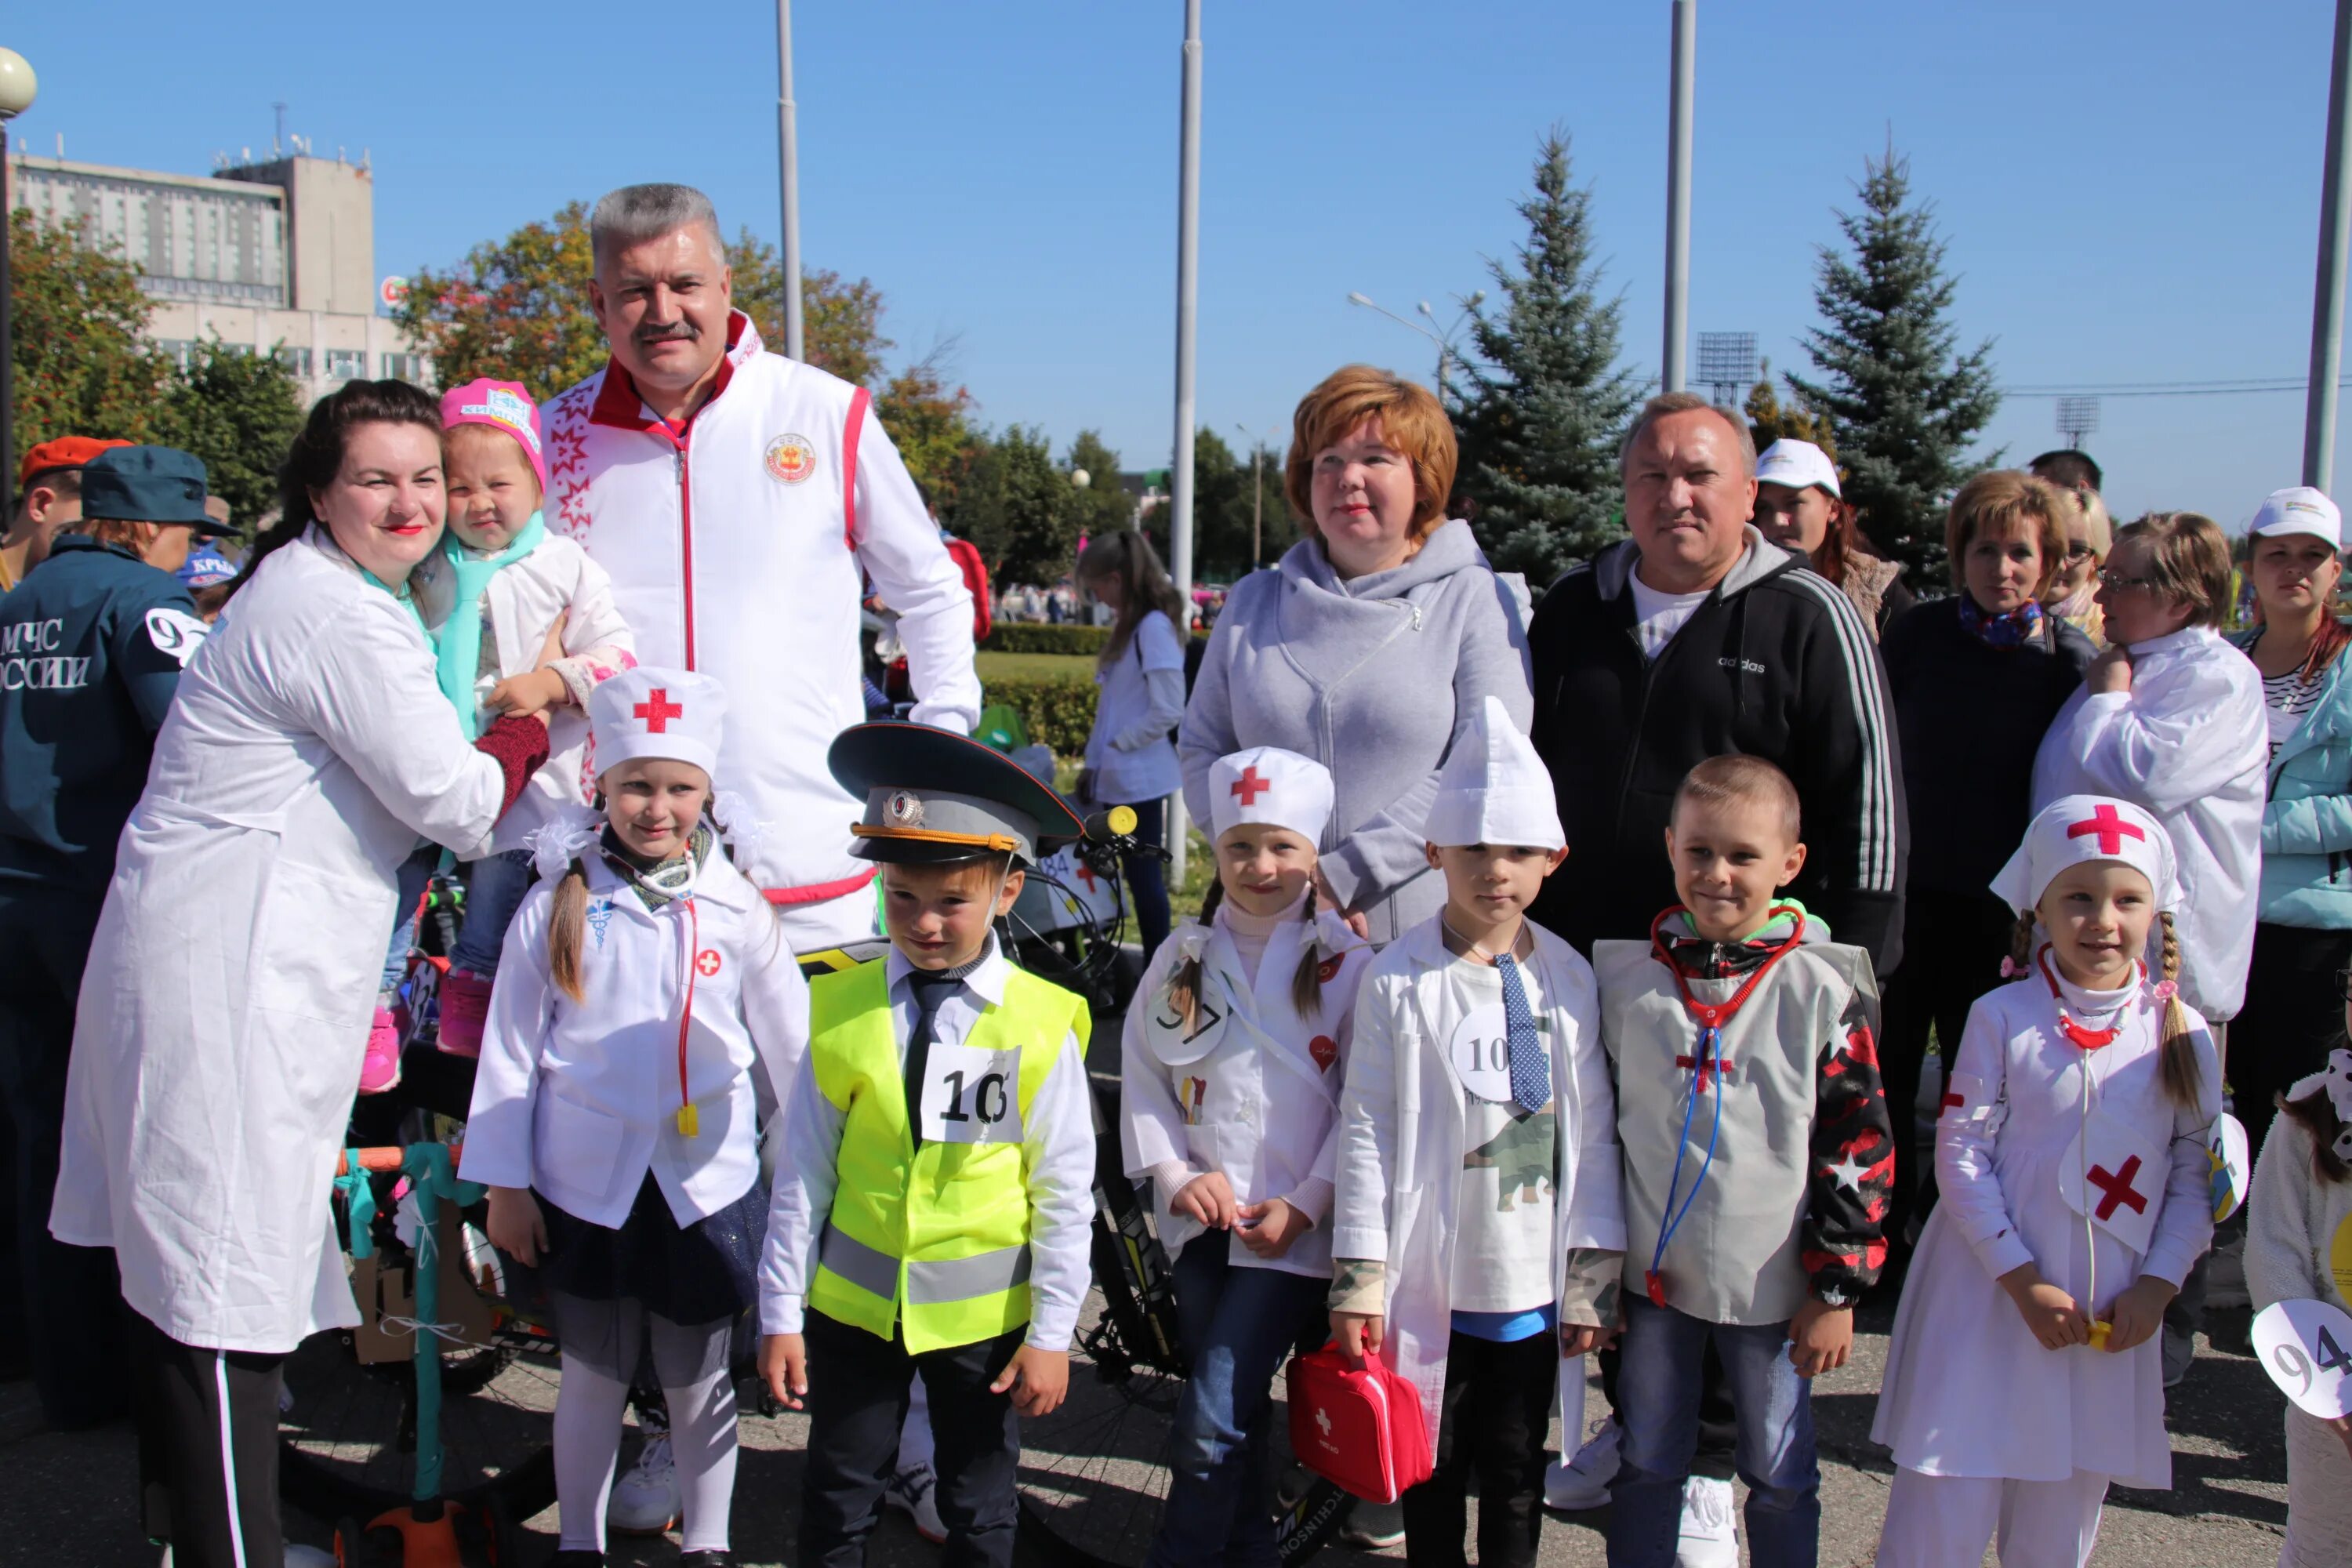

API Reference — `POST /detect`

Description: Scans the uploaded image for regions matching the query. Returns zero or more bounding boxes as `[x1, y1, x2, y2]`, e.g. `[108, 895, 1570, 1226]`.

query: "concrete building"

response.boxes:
[13, 147, 428, 405]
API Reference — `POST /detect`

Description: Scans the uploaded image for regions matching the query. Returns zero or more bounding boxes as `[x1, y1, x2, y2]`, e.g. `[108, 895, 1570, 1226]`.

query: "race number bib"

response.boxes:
[918, 1041, 1024, 1146]
[2056, 1110, 2167, 1256]
[1446, 1004, 1514, 1105]
[2208, 1112, 2251, 1224]
[2254, 1298, 2352, 1419]
[144, 607, 210, 666]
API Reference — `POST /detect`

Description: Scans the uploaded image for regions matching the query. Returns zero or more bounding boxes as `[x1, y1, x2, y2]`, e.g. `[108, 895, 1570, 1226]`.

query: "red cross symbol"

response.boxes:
[2087, 1155, 2148, 1221]
[1677, 1052, 1736, 1091]
[633, 688, 684, 733]
[1074, 863, 1098, 892]
[1229, 766, 1272, 806]
[695, 949, 722, 977]
[2067, 804, 2145, 858]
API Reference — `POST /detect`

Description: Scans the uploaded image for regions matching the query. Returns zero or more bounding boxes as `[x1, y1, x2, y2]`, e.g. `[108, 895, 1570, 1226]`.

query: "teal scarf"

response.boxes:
[432, 510, 546, 739]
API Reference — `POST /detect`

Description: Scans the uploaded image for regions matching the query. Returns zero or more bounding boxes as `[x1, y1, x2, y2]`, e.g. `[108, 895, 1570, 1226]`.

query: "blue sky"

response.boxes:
[11, 2, 2347, 524]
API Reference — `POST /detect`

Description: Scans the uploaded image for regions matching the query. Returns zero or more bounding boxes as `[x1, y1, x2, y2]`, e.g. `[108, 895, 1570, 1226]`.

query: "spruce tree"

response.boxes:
[1451, 130, 1642, 585]
[1785, 150, 2001, 576]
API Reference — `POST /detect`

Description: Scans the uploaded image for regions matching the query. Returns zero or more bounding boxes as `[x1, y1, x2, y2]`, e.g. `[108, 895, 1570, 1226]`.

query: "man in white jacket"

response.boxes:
[544, 183, 982, 953]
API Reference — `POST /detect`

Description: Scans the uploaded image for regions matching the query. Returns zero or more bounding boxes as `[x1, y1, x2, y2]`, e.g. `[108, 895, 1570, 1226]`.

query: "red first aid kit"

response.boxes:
[1286, 1341, 1433, 1504]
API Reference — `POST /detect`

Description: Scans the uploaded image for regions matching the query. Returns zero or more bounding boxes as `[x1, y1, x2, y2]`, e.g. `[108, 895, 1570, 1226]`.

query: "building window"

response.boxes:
[154, 339, 195, 372]
[379, 351, 431, 385]
[325, 347, 367, 382]
[277, 346, 313, 377]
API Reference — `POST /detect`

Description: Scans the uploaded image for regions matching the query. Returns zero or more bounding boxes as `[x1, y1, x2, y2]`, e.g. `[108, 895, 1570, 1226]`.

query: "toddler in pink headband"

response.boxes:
[441, 378, 548, 495]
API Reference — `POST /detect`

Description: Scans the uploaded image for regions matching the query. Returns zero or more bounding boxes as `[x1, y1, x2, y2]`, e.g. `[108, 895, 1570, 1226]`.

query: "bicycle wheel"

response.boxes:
[1014, 1119, 1348, 1568]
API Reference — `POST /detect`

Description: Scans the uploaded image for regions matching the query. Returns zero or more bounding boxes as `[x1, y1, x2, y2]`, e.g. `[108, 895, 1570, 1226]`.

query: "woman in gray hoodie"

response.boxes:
[1179, 365, 1533, 947]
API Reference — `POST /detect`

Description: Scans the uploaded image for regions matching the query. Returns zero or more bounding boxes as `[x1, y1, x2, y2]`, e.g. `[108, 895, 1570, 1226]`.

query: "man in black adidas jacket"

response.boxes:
[1528, 392, 1905, 972]
[1528, 392, 1907, 1544]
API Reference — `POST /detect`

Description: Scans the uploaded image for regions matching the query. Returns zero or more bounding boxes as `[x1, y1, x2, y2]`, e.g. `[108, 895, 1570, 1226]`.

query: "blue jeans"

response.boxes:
[379, 844, 441, 1003]
[1120, 797, 1172, 965]
[449, 849, 536, 977]
[1145, 1240, 1325, 1568]
[1606, 1298, 1819, 1568]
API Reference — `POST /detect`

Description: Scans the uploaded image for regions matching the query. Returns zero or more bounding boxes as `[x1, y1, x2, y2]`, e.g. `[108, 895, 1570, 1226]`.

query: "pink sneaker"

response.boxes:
[437, 968, 495, 1058]
[359, 1007, 401, 1094]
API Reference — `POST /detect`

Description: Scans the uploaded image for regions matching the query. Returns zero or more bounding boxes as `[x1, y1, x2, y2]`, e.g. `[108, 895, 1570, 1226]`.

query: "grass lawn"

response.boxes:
[975, 650, 1098, 682]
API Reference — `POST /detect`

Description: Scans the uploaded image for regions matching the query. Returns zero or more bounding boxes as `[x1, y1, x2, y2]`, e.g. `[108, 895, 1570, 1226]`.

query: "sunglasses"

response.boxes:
[2097, 568, 2163, 593]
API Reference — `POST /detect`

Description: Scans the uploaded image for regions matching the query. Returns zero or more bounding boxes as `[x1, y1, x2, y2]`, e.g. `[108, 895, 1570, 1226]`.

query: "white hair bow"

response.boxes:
[711, 790, 770, 871]
[2286, 1047, 2352, 1163]
[524, 806, 602, 884]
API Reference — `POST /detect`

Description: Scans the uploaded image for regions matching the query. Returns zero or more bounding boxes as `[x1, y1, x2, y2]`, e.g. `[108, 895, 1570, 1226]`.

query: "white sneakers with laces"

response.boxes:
[1544, 1416, 1620, 1511]
[882, 1459, 948, 1542]
[1675, 1475, 1738, 1568]
[608, 1428, 681, 1534]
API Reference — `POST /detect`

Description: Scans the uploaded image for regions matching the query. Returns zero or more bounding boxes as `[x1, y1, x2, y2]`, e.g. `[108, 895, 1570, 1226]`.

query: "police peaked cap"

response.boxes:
[829, 721, 1084, 866]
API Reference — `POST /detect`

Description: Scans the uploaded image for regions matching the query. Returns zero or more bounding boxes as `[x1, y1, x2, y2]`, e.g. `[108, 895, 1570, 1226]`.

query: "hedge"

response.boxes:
[981, 673, 1098, 755]
[982, 623, 1111, 656]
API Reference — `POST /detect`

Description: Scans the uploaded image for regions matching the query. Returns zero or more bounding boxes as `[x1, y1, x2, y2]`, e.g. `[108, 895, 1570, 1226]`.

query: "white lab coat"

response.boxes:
[1120, 907, 1373, 1277]
[1330, 916, 1625, 1444]
[49, 528, 516, 1354]
[458, 832, 808, 1228]
[2031, 625, 2266, 1021]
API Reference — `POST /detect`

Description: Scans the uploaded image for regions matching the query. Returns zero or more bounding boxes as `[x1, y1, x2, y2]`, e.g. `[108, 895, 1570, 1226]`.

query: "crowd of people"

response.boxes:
[0, 176, 2346, 1568]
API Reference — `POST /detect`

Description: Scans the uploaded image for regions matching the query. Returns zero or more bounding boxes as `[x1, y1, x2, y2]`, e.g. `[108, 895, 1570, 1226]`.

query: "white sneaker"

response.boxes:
[1339, 1498, 1406, 1549]
[608, 1429, 681, 1534]
[883, 1459, 948, 1543]
[1544, 1417, 1620, 1511]
[1674, 1475, 1737, 1568]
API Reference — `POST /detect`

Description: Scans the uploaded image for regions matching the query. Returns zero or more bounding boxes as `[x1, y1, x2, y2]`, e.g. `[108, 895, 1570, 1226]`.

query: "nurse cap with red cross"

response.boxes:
[1989, 793, 2180, 916]
[1208, 746, 1334, 847]
[588, 666, 726, 783]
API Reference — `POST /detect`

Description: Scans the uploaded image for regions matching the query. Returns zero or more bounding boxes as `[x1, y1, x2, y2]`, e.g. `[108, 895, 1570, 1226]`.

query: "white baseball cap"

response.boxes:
[1755, 438, 1841, 499]
[2248, 486, 2342, 548]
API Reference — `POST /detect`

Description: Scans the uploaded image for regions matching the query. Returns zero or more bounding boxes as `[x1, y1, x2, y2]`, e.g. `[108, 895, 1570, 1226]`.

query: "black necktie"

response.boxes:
[902, 967, 969, 1149]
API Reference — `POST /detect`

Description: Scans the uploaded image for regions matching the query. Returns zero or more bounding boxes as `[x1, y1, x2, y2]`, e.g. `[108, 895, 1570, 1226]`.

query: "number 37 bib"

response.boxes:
[918, 1041, 1025, 1145]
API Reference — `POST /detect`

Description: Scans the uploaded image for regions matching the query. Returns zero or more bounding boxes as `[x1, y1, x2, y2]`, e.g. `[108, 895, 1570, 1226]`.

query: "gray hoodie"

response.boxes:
[1179, 519, 1534, 945]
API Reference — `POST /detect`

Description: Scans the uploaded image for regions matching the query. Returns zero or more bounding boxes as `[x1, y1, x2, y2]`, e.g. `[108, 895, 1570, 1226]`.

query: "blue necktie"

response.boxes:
[1494, 952, 1551, 1112]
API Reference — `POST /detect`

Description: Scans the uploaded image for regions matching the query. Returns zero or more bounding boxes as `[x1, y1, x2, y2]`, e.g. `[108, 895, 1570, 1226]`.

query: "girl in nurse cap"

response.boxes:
[1871, 793, 2220, 1566]
[459, 666, 808, 1566]
[1119, 745, 1374, 1567]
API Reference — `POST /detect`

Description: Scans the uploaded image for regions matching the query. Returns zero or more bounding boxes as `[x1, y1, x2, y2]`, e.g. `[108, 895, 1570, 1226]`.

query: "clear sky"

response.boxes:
[11, 1, 2348, 525]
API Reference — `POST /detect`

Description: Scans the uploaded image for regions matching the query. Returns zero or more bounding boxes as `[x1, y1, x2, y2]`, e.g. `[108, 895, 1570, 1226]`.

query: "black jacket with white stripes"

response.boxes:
[1525, 527, 1907, 971]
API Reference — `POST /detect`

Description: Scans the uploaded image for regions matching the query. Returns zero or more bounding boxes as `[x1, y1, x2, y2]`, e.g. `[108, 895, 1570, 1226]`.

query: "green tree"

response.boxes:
[1744, 357, 1838, 462]
[397, 203, 895, 400]
[1450, 129, 1644, 583]
[1785, 150, 2001, 575]
[877, 347, 984, 514]
[155, 336, 307, 533]
[7, 209, 169, 473]
[1065, 430, 1134, 545]
[954, 424, 1076, 586]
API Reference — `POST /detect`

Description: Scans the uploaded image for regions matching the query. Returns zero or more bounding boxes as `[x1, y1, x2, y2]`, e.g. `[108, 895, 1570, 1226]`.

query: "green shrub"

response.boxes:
[982, 623, 1110, 656]
[981, 673, 1098, 756]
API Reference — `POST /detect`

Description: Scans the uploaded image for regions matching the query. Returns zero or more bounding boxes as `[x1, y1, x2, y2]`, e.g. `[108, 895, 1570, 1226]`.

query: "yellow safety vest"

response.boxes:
[805, 957, 1090, 1353]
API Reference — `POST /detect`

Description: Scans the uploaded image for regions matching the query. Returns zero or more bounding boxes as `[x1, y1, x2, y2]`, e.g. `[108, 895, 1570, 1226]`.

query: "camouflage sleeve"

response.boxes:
[1329, 1256, 1386, 1316]
[1800, 978, 1895, 1305]
[1558, 1247, 1624, 1327]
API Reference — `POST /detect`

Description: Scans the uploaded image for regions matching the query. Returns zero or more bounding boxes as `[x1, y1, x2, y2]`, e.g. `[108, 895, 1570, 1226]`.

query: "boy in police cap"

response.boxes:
[758, 723, 1096, 1568]
[0, 442, 233, 1430]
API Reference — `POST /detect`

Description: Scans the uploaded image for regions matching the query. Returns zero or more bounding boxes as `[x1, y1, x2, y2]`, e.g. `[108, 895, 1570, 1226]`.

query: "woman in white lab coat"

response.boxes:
[48, 379, 552, 1568]
[1122, 746, 1371, 1568]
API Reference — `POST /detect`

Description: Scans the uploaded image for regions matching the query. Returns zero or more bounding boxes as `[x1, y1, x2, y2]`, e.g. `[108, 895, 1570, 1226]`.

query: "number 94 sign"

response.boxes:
[2253, 1298, 2352, 1419]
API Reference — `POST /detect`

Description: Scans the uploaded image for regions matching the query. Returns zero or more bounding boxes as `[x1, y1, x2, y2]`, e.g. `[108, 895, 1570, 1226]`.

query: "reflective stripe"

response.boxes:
[908, 1244, 1031, 1305]
[818, 1223, 900, 1298]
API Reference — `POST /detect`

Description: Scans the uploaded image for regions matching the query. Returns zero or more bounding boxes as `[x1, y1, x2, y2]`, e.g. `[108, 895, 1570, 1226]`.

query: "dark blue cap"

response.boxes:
[80, 446, 230, 535]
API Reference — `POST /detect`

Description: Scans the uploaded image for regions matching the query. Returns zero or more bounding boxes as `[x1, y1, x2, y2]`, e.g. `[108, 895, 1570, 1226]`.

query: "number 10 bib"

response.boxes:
[919, 1041, 1025, 1145]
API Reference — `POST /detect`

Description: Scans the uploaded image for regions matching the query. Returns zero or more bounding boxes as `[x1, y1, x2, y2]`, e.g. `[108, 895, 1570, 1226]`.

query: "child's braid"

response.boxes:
[2154, 911, 2205, 1110]
[2008, 910, 2039, 977]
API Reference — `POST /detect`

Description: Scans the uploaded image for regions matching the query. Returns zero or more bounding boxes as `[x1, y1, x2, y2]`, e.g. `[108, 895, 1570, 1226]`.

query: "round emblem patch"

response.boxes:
[884, 790, 926, 827]
[764, 433, 817, 485]
[695, 949, 723, 978]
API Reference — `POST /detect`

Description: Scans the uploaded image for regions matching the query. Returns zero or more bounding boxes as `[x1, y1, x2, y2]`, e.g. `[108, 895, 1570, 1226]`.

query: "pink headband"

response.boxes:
[439, 378, 547, 492]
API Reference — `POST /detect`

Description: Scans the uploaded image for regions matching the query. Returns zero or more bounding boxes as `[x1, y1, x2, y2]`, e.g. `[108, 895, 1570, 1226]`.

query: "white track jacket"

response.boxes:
[543, 314, 982, 946]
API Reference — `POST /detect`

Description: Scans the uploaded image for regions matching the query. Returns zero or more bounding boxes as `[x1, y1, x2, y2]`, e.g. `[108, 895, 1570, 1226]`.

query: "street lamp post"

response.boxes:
[775, 1, 804, 361]
[0, 49, 35, 480]
[1345, 290, 1481, 390]
[1232, 422, 1278, 568]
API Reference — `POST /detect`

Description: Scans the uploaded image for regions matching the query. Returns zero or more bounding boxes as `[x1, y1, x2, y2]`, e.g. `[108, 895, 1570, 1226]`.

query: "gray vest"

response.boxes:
[1595, 938, 1870, 1325]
